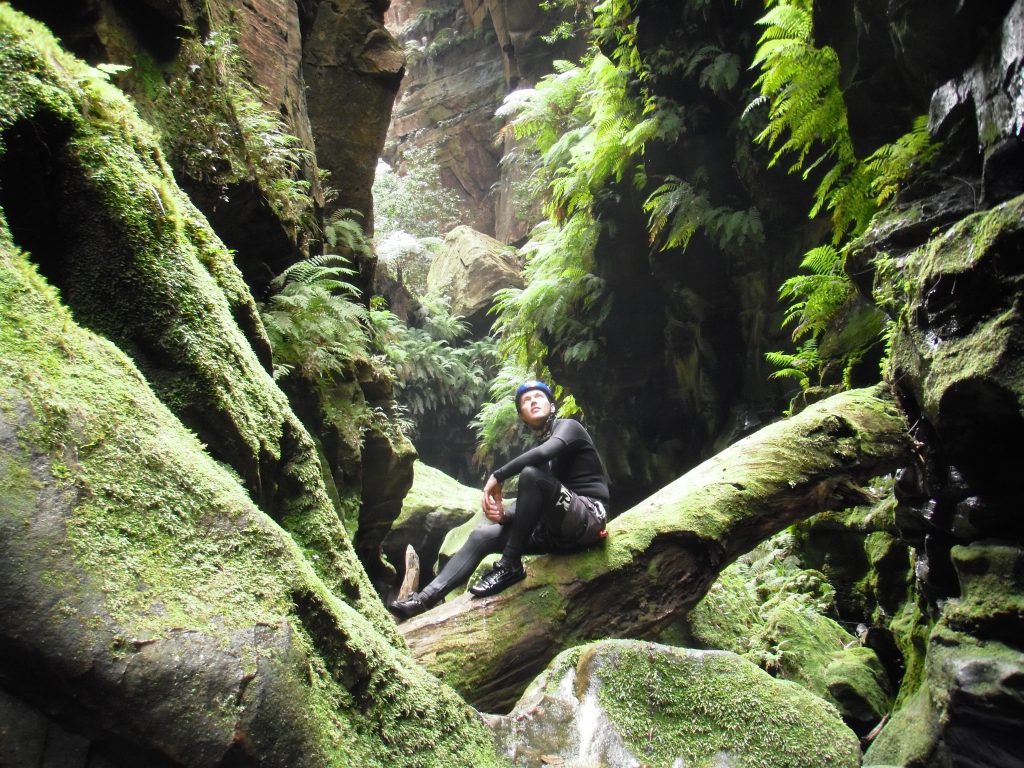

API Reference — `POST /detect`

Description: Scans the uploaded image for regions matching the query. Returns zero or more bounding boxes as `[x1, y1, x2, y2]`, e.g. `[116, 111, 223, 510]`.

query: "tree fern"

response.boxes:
[368, 298, 497, 440]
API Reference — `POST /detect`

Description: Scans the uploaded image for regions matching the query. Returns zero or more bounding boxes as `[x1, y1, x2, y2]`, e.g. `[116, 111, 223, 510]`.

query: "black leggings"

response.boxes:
[419, 466, 577, 603]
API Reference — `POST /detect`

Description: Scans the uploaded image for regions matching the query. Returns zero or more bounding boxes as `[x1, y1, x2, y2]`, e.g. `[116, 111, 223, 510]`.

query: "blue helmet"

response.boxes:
[515, 379, 554, 409]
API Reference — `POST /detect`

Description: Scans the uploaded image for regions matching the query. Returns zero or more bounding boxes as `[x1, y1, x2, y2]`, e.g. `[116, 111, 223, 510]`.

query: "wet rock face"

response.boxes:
[865, 170, 1024, 768]
[384, 0, 582, 241]
[930, 0, 1024, 204]
[814, 0, 1017, 154]
[487, 641, 861, 768]
[301, 0, 404, 229]
[884, 195, 1024, 545]
[820, 4, 1024, 761]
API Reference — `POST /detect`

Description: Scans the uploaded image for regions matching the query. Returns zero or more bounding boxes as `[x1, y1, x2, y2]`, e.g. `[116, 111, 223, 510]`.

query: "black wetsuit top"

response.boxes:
[492, 418, 609, 502]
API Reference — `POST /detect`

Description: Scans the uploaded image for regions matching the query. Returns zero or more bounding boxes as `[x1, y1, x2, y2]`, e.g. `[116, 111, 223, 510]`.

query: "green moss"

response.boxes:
[887, 595, 931, 709]
[397, 461, 478, 530]
[944, 542, 1024, 636]
[0, 11, 509, 763]
[0, 6, 398, 638]
[1, 231, 506, 768]
[862, 682, 938, 767]
[885, 194, 1024, 417]
[592, 641, 860, 768]
[824, 645, 893, 721]
[0, 438, 38, 522]
[687, 565, 761, 654]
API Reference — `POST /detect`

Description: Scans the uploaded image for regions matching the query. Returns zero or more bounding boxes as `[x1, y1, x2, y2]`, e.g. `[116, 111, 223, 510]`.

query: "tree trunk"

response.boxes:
[400, 386, 911, 713]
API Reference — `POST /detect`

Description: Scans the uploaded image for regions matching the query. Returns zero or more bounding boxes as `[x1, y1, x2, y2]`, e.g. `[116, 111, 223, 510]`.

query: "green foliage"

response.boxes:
[750, 0, 939, 390]
[260, 254, 370, 380]
[765, 343, 819, 391]
[375, 231, 443, 297]
[491, 217, 607, 372]
[372, 146, 461, 239]
[323, 207, 374, 260]
[369, 297, 498, 440]
[480, 0, 773, 439]
[164, 27, 315, 232]
[644, 176, 764, 254]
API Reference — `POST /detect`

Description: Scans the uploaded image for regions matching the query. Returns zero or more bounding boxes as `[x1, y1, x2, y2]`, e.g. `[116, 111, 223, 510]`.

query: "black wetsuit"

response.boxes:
[417, 418, 609, 604]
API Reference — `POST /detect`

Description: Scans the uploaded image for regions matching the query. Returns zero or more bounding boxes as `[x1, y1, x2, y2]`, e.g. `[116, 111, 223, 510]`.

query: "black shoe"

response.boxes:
[388, 593, 430, 620]
[469, 560, 526, 597]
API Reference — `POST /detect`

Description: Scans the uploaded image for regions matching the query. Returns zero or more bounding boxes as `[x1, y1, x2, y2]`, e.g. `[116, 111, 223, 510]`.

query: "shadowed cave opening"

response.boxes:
[0, 112, 75, 291]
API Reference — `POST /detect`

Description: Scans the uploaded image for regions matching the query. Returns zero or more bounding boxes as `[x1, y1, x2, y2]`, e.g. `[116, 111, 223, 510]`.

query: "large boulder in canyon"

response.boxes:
[426, 225, 523, 334]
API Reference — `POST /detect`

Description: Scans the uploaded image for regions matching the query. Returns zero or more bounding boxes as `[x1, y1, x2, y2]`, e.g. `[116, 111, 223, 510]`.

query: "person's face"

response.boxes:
[518, 389, 552, 429]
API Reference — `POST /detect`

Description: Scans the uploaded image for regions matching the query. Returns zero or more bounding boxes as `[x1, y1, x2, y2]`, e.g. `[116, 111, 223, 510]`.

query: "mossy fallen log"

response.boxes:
[401, 385, 911, 712]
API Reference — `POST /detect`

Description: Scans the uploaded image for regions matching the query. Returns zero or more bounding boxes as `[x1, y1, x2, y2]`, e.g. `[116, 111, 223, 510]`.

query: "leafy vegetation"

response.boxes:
[260, 254, 370, 381]
[749, 0, 939, 390]
[372, 145, 461, 239]
[475, 0, 766, 448]
[369, 296, 498, 442]
[376, 232, 444, 296]
[163, 26, 317, 233]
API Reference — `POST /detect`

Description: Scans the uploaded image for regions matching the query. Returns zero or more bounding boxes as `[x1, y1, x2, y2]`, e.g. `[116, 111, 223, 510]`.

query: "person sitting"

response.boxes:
[389, 379, 610, 620]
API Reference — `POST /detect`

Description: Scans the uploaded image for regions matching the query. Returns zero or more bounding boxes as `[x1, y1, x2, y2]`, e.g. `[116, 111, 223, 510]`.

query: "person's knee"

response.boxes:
[519, 465, 543, 487]
[467, 524, 502, 548]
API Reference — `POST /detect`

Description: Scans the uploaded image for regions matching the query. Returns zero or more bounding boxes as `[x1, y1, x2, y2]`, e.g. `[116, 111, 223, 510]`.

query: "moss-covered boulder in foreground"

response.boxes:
[0, 213, 505, 768]
[487, 640, 861, 768]
[0, 8, 506, 766]
[0, 6, 395, 636]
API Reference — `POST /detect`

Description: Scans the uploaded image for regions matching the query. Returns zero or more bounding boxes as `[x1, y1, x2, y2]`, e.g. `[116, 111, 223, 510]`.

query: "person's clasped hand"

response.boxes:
[482, 474, 505, 523]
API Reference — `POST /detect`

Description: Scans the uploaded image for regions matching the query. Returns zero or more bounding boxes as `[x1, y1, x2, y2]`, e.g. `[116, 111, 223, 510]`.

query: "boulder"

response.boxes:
[426, 224, 523, 334]
[686, 535, 893, 736]
[382, 461, 480, 590]
[485, 640, 862, 768]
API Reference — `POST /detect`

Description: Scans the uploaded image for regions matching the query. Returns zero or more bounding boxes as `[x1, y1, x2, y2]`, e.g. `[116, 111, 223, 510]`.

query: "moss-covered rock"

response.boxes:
[488, 640, 861, 768]
[0, 10, 507, 765]
[382, 460, 479, 590]
[0, 6, 401, 637]
[885, 541, 1024, 766]
[864, 188, 1024, 763]
[687, 534, 893, 736]
[0, 241, 506, 766]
